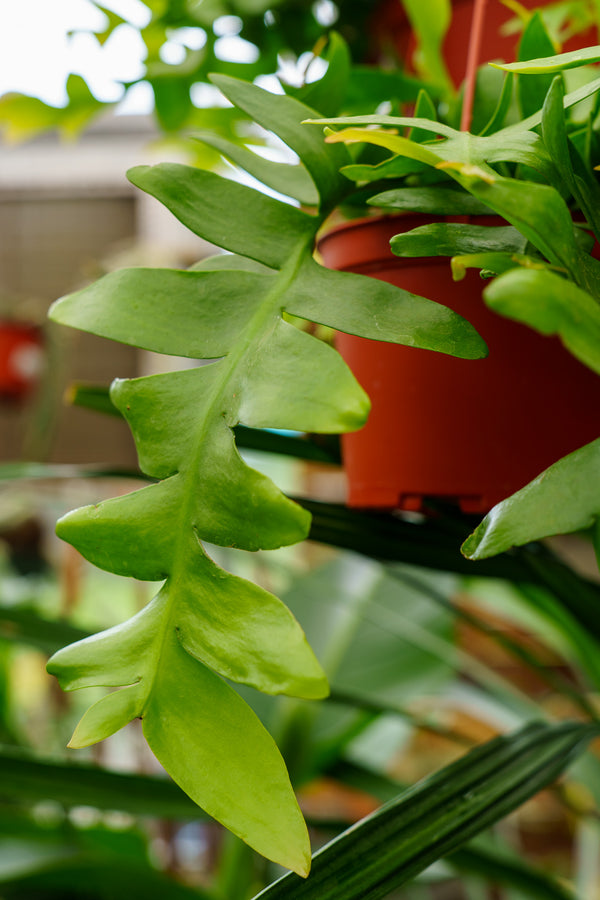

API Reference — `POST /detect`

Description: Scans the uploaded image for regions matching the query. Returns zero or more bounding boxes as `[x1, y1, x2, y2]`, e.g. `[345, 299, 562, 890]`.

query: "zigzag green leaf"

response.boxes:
[49, 268, 275, 356]
[127, 163, 316, 268]
[332, 128, 578, 280]
[288, 259, 487, 358]
[192, 130, 319, 206]
[390, 224, 527, 258]
[210, 74, 351, 208]
[58, 626, 312, 876]
[47, 76, 490, 873]
[371, 186, 492, 214]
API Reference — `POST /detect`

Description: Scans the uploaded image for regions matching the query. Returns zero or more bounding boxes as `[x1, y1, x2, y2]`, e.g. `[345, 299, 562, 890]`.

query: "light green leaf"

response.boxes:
[69, 684, 145, 748]
[494, 44, 600, 73]
[254, 722, 599, 898]
[462, 438, 600, 560]
[48, 599, 164, 691]
[326, 124, 555, 183]
[237, 318, 369, 432]
[316, 113, 459, 138]
[93, 3, 127, 44]
[399, 0, 452, 91]
[143, 635, 311, 877]
[450, 252, 537, 280]
[0, 75, 106, 142]
[48, 587, 316, 873]
[483, 267, 600, 373]
[390, 224, 527, 258]
[327, 127, 575, 277]
[47, 74, 495, 872]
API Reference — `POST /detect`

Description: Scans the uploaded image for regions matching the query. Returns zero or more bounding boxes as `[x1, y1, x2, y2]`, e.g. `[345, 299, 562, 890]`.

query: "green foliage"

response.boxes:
[0, 76, 105, 142]
[320, 34, 600, 585]
[255, 722, 599, 899]
[483, 266, 600, 373]
[14, 10, 600, 896]
[462, 439, 600, 562]
[47, 74, 485, 872]
[0, 4, 426, 143]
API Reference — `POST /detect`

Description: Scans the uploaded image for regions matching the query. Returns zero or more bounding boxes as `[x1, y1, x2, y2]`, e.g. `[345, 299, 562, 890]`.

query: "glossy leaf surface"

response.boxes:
[48, 75, 485, 871]
[462, 439, 600, 561]
[496, 44, 600, 73]
[483, 267, 600, 373]
[390, 223, 527, 257]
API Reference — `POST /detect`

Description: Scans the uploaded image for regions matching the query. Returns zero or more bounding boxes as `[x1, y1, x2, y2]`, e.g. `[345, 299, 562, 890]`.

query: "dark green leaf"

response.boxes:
[479, 72, 514, 136]
[192, 130, 319, 206]
[127, 163, 316, 269]
[291, 31, 351, 118]
[0, 608, 88, 655]
[288, 259, 488, 359]
[449, 843, 575, 900]
[371, 186, 492, 215]
[390, 223, 527, 257]
[150, 76, 193, 132]
[254, 722, 598, 899]
[541, 76, 600, 238]
[408, 90, 438, 144]
[301, 499, 600, 642]
[0, 745, 205, 820]
[0, 857, 210, 899]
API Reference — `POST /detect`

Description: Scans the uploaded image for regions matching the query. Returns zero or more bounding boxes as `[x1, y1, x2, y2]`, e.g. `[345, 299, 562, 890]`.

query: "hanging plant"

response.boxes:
[46, 72, 484, 873]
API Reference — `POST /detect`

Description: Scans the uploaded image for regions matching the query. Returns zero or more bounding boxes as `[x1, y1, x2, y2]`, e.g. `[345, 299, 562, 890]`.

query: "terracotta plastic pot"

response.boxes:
[319, 215, 600, 513]
[0, 322, 44, 400]
[372, 0, 596, 87]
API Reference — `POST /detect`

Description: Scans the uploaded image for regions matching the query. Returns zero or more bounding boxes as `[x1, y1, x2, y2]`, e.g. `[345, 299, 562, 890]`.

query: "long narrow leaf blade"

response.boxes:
[253, 721, 598, 899]
[0, 746, 205, 819]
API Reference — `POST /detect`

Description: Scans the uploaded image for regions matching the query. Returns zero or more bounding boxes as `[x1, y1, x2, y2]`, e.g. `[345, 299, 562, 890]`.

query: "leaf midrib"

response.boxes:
[144, 231, 319, 701]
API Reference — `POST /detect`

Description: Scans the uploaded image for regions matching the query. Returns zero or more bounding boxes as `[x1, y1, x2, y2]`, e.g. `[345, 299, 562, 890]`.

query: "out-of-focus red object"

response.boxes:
[0, 322, 44, 400]
[319, 215, 600, 513]
[371, 0, 597, 87]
